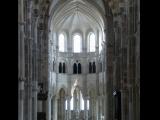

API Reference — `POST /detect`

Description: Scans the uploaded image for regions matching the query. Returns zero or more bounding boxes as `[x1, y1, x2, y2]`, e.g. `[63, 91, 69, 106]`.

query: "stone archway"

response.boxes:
[58, 88, 66, 120]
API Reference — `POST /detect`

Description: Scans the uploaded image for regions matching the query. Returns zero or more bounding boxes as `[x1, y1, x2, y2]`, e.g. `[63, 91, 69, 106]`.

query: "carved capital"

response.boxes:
[18, 77, 26, 82]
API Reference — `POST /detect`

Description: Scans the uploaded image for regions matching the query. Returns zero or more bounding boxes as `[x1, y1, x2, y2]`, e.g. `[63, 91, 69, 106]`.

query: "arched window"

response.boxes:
[89, 62, 92, 73]
[63, 63, 65, 73]
[89, 33, 95, 52]
[70, 96, 74, 110]
[59, 33, 65, 52]
[72, 87, 84, 110]
[65, 100, 67, 110]
[87, 100, 89, 110]
[58, 88, 65, 119]
[73, 63, 77, 74]
[93, 62, 96, 73]
[78, 63, 81, 74]
[59, 62, 62, 73]
[73, 34, 81, 53]
[80, 91, 84, 110]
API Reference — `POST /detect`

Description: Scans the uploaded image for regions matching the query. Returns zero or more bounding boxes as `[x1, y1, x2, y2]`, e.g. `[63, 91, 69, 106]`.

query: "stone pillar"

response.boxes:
[46, 96, 51, 120]
[66, 96, 71, 120]
[27, 0, 33, 119]
[84, 32, 88, 53]
[121, 89, 129, 120]
[98, 96, 101, 120]
[50, 98, 53, 120]
[102, 95, 105, 120]
[37, 100, 42, 112]
[25, 81, 32, 120]
[30, 83, 33, 120]
[61, 98, 65, 120]
[19, 79, 25, 120]
[105, 8, 114, 120]
[84, 96, 89, 120]
[33, 81, 38, 120]
[53, 96, 58, 120]
[128, 35, 136, 120]
[82, 31, 85, 53]
[96, 29, 99, 53]
[19, 0, 25, 79]
[91, 96, 96, 120]
[100, 96, 103, 120]
[57, 98, 60, 120]
[18, 0, 25, 119]
[84, 98, 87, 120]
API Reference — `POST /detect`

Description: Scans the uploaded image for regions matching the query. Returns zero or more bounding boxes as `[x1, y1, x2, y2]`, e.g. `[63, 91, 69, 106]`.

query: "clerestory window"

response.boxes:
[89, 33, 95, 52]
[59, 33, 65, 52]
[73, 34, 81, 53]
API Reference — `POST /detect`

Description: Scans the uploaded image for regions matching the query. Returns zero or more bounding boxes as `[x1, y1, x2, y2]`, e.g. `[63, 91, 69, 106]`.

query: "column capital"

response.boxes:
[65, 96, 72, 100]
[18, 77, 26, 82]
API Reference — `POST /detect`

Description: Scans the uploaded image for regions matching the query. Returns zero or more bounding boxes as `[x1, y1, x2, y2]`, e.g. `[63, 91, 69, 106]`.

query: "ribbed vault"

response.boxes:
[49, 0, 106, 32]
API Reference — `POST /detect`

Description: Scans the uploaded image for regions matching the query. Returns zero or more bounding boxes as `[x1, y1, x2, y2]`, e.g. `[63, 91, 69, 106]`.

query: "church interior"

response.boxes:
[18, 0, 140, 120]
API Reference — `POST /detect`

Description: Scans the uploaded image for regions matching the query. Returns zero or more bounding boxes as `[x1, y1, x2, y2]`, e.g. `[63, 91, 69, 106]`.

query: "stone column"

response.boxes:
[84, 98, 87, 120]
[27, 0, 33, 119]
[84, 32, 88, 53]
[105, 2, 115, 120]
[98, 96, 101, 120]
[37, 100, 42, 112]
[25, 81, 32, 120]
[102, 95, 105, 120]
[73, 90, 77, 111]
[19, 78, 25, 120]
[121, 89, 129, 120]
[18, 0, 25, 119]
[53, 96, 58, 120]
[32, 81, 38, 120]
[66, 96, 71, 120]
[46, 96, 51, 120]
[84, 96, 89, 120]
[61, 97, 65, 120]
[57, 99, 60, 120]
[96, 29, 99, 53]
[50, 98, 53, 120]
[30, 83, 33, 120]
[91, 97, 94, 120]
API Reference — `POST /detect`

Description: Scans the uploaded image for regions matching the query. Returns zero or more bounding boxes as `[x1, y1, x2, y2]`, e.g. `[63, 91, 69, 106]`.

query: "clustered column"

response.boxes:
[19, 78, 25, 120]
[66, 96, 71, 120]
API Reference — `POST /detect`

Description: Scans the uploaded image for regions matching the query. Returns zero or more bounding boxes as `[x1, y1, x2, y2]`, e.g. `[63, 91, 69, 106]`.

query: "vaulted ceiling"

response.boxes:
[49, 0, 106, 33]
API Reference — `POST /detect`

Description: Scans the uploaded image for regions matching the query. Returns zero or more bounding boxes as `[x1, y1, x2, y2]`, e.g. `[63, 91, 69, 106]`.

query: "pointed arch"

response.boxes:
[73, 34, 82, 53]
[73, 63, 77, 74]
[93, 62, 96, 73]
[59, 33, 65, 52]
[58, 88, 66, 120]
[78, 63, 81, 74]
[62, 62, 65, 73]
[59, 88, 65, 97]
[89, 32, 96, 52]
[71, 86, 84, 111]
[59, 62, 62, 73]
[89, 62, 92, 73]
